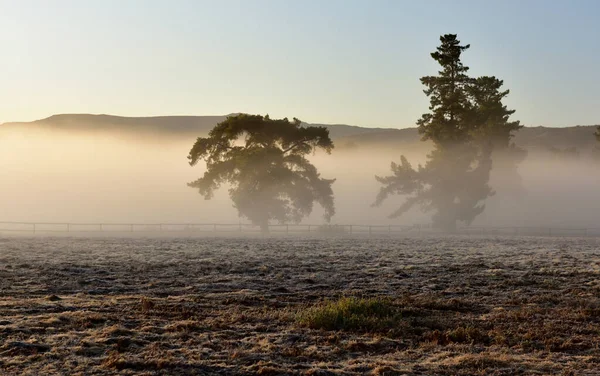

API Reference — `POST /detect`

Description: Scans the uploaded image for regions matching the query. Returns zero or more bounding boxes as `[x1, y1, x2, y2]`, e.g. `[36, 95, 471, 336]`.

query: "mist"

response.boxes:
[1, 125, 599, 228]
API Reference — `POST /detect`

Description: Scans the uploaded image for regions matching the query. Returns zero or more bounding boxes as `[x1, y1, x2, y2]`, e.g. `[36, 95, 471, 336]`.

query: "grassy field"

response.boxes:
[1, 235, 599, 375]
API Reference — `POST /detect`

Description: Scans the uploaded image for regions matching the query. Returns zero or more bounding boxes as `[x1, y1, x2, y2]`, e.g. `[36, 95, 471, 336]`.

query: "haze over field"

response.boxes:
[1, 115, 599, 228]
[0, 1, 598, 230]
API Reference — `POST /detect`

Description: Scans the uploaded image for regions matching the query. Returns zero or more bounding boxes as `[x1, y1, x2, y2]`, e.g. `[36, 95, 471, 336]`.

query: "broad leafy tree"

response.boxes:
[188, 114, 335, 232]
[374, 34, 521, 231]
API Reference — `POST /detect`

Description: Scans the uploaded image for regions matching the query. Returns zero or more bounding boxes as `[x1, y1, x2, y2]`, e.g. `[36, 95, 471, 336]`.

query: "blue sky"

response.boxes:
[0, 0, 598, 128]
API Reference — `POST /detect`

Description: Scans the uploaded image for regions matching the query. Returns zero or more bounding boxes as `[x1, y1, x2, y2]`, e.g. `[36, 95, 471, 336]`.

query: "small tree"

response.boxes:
[188, 114, 335, 232]
[596, 127, 600, 142]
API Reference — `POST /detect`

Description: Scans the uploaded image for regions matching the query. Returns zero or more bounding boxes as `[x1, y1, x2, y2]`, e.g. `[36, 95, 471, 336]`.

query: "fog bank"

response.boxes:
[1, 127, 599, 228]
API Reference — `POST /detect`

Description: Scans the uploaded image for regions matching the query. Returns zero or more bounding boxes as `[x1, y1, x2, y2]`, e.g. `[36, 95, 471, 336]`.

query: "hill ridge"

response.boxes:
[1, 113, 598, 152]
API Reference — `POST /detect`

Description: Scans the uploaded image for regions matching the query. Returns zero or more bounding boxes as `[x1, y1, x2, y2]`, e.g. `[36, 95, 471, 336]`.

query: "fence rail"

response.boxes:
[1, 221, 600, 237]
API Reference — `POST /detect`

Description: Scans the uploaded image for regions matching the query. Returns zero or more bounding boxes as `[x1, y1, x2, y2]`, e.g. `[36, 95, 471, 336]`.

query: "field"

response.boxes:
[1, 235, 599, 375]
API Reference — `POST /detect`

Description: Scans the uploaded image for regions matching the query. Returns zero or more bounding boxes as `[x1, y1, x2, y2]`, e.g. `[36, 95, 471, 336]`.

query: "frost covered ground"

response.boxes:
[1, 235, 599, 375]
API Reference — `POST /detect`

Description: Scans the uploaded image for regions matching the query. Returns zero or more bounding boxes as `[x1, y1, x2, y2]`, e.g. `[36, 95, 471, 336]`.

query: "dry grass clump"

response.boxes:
[140, 296, 155, 313]
[296, 297, 400, 332]
[0, 342, 50, 357]
[70, 312, 108, 329]
[424, 326, 490, 345]
[401, 295, 479, 313]
[103, 350, 178, 371]
[163, 320, 202, 333]
[438, 353, 511, 372]
[45, 295, 61, 302]
[139, 296, 198, 319]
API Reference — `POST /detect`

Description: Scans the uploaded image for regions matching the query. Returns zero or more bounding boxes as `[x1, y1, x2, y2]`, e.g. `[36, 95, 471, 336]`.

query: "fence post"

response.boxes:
[286, 225, 289, 235]
[239, 223, 242, 233]
[214, 224, 217, 232]
[67, 223, 70, 232]
[308, 225, 311, 233]
[388, 225, 391, 234]
[130, 224, 133, 232]
[548, 228, 552, 236]
[369, 226, 372, 236]
[33, 223, 36, 234]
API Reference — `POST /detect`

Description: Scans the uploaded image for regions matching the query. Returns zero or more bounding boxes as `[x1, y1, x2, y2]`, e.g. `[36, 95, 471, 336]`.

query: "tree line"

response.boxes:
[187, 34, 598, 233]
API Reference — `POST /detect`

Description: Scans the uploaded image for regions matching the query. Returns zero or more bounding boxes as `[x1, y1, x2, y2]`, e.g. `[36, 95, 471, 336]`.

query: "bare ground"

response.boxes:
[1, 235, 599, 375]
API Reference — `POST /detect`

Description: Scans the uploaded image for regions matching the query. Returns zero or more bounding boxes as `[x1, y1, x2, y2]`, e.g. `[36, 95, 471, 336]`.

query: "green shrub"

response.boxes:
[296, 297, 400, 332]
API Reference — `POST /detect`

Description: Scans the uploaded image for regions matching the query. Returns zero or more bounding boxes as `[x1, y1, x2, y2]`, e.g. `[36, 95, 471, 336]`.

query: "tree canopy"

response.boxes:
[417, 34, 474, 146]
[469, 76, 522, 148]
[374, 34, 521, 231]
[188, 114, 335, 231]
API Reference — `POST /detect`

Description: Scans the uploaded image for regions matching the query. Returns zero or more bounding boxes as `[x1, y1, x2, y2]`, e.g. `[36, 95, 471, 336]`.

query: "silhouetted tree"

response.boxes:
[596, 126, 600, 142]
[374, 34, 521, 231]
[416, 35, 474, 145]
[188, 114, 335, 233]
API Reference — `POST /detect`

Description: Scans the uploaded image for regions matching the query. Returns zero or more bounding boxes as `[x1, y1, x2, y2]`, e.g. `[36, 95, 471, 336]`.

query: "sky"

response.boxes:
[0, 0, 598, 128]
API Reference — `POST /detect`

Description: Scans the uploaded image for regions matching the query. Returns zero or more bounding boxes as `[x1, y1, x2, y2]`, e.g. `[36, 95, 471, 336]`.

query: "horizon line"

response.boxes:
[1, 112, 598, 130]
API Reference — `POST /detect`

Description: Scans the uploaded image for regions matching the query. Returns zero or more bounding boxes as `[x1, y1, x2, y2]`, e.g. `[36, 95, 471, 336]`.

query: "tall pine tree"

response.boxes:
[417, 34, 474, 145]
[374, 34, 521, 231]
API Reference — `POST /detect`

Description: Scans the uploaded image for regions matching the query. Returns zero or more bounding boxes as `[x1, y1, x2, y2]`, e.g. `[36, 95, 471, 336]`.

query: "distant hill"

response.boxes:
[0, 113, 396, 141]
[1, 113, 598, 154]
[1, 114, 227, 138]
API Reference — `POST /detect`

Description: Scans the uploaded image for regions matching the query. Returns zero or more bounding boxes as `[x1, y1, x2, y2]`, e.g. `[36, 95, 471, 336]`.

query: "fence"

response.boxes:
[0, 222, 412, 235]
[1, 221, 599, 237]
